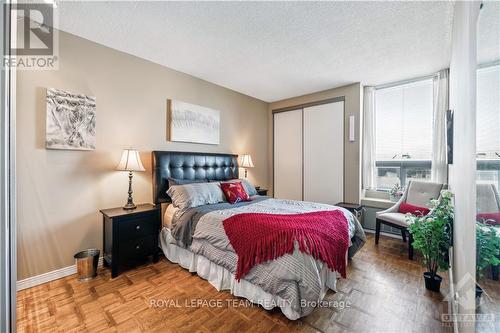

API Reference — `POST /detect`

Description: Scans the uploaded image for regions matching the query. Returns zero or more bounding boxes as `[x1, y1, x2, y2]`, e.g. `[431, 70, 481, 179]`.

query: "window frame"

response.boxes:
[476, 64, 500, 191]
[373, 77, 434, 191]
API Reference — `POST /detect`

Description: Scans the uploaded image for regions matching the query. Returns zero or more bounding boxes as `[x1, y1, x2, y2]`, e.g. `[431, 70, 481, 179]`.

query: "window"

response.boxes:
[375, 79, 433, 190]
[476, 65, 500, 191]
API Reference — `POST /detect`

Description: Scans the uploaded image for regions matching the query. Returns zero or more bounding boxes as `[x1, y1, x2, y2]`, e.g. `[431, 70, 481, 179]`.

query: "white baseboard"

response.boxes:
[363, 228, 403, 240]
[17, 257, 104, 291]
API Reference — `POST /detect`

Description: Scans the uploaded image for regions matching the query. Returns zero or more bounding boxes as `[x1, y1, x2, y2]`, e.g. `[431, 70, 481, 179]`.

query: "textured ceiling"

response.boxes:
[55, 1, 455, 102]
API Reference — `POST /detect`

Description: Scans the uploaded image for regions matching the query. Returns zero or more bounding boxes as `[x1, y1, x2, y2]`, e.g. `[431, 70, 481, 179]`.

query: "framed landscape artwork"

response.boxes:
[46, 88, 96, 150]
[167, 99, 220, 145]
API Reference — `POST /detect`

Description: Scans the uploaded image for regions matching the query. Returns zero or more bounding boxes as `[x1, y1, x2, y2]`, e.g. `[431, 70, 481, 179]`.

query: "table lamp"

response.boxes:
[116, 149, 145, 210]
[240, 154, 254, 178]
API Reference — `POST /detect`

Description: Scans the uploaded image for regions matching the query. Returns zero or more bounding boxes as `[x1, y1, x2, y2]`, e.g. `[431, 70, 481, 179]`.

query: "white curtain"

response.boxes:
[431, 69, 449, 183]
[362, 86, 376, 190]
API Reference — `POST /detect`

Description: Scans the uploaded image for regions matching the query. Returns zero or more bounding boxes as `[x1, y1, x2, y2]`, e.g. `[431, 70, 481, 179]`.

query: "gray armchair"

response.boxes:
[375, 180, 444, 259]
[476, 183, 500, 214]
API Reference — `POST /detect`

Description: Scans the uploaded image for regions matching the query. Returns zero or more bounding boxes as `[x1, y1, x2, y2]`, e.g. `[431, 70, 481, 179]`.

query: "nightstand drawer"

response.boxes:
[117, 212, 158, 240]
[118, 235, 157, 260]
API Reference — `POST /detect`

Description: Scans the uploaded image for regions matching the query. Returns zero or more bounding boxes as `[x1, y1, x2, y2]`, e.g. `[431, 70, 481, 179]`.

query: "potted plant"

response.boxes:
[408, 190, 454, 292]
[475, 222, 500, 299]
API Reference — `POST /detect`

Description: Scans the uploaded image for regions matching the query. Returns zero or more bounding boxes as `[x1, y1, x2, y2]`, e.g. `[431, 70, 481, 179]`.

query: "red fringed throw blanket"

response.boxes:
[223, 210, 349, 281]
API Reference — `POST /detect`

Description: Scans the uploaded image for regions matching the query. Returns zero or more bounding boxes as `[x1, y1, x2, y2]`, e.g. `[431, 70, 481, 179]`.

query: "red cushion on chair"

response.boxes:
[399, 202, 430, 216]
[220, 181, 250, 204]
[476, 212, 500, 226]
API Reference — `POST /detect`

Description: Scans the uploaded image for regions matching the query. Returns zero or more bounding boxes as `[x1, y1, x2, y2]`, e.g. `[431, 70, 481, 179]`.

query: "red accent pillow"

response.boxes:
[476, 212, 500, 226]
[220, 181, 250, 204]
[399, 202, 430, 216]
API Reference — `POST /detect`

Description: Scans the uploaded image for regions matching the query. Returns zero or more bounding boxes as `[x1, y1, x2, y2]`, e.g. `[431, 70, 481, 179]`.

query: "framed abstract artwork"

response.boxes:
[46, 88, 96, 150]
[167, 99, 220, 145]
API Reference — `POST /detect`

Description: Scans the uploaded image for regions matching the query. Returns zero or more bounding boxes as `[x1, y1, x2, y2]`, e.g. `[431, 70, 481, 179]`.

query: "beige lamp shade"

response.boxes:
[240, 154, 254, 168]
[116, 149, 145, 171]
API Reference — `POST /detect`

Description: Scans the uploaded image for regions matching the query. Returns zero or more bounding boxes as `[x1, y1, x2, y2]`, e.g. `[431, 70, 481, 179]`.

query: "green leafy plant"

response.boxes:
[476, 223, 500, 280]
[407, 190, 454, 278]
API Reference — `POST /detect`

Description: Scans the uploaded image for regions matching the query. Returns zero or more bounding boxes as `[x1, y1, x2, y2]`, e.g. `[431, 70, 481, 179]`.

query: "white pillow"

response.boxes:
[167, 182, 226, 211]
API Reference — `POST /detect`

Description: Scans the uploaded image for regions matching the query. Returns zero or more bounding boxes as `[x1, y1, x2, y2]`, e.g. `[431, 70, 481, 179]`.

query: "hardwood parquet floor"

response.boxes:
[17, 234, 498, 333]
[477, 270, 500, 332]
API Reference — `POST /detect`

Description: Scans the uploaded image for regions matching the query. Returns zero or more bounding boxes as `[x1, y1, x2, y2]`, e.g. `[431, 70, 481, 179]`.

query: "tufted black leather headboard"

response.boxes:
[152, 151, 239, 204]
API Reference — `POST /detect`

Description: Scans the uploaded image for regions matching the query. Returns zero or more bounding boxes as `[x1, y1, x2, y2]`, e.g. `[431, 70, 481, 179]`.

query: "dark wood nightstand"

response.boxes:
[100, 204, 161, 278]
[256, 188, 268, 196]
[335, 202, 364, 220]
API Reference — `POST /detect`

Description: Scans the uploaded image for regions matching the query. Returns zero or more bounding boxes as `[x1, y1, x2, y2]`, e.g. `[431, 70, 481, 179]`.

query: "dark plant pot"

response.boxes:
[423, 272, 442, 292]
[476, 284, 484, 308]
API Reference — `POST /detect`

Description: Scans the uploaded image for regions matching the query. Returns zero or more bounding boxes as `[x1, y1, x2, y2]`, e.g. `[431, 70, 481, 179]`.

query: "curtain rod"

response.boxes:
[375, 60, 500, 91]
[478, 60, 500, 69]
[374, 72, 439, 90]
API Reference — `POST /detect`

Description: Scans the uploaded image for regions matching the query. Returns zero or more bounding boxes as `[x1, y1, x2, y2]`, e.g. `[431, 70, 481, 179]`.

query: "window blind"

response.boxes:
[477, 65, 500, 158]
[375, 79, 433, 161]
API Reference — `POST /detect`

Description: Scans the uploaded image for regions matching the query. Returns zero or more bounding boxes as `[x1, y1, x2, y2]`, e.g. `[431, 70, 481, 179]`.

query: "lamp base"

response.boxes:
[122, 202, 137, 210]
[123, 171, 137, 210]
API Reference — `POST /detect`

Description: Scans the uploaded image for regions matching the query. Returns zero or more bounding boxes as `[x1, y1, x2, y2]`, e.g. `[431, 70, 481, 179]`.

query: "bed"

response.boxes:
[152, 151, 366, 320]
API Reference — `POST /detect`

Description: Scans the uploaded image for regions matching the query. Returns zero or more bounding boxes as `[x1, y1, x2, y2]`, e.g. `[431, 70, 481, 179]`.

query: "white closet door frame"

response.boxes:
[272, 97, 345, 202]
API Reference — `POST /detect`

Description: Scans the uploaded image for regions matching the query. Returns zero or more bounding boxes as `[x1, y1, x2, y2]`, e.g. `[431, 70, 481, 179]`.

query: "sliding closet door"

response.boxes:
[303, 102, 344, 204]
[273, 110, 303, 200]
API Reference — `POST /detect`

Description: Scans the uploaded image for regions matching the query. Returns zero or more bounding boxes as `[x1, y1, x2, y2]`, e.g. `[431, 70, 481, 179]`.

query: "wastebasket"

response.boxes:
[74, 249, 100, 281]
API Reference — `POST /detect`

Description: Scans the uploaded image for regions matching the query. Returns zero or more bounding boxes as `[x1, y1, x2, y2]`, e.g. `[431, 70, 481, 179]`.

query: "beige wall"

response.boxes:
[16, 31, 269, 280]
[268, 83, 363, 204]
